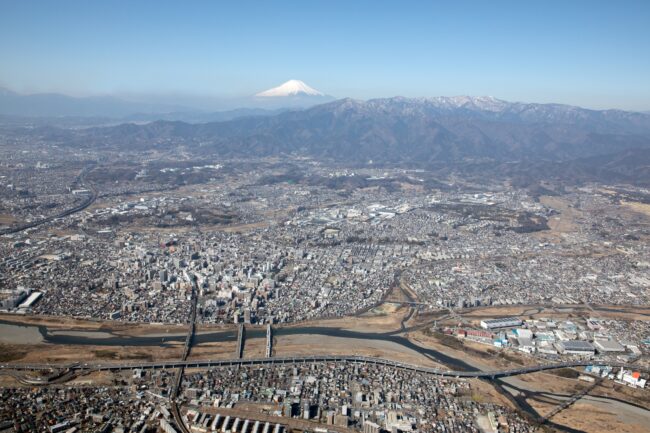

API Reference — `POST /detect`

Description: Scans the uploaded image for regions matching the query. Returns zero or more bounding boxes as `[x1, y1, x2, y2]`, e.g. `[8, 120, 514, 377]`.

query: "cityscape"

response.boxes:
[1, 2, 650, 433]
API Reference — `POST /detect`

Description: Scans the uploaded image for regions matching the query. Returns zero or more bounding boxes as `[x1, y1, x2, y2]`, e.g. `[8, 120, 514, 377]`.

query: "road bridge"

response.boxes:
[236, 324, 245, 358]
[266, 325, 273, 358]
[2, 355, 644, 380]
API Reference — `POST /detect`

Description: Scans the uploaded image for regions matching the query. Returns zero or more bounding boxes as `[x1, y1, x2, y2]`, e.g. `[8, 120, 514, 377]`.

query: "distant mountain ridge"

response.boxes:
[15, 96, 650, 169]
[0, 83, 333, 118]
[0, 87, 190, 117]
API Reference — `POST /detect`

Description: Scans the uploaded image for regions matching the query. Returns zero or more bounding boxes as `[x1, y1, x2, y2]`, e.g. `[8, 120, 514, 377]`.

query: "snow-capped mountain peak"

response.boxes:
[426, 95, 508, 111]
[255, 80, 324, 97]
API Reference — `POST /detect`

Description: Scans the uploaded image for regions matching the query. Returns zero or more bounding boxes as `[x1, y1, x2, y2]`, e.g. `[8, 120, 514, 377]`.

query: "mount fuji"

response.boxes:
[253, 80, 334, 108]
[256, 79, 324, 97]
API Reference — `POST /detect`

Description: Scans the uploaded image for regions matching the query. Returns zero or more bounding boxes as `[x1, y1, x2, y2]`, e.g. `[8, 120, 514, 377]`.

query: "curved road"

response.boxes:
[0, 164, 97, 235]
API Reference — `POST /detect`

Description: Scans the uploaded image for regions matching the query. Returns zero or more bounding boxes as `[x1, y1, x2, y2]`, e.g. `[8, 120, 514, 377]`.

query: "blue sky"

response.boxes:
[1, 0, 649, 110]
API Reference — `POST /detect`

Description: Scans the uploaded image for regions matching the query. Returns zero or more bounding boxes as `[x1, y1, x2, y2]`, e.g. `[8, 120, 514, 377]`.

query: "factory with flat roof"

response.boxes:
[594, 339, 626, 353]
[18, 291, 43, 309]
[480, 317, 523, 330]
[556, 340, 595, 356]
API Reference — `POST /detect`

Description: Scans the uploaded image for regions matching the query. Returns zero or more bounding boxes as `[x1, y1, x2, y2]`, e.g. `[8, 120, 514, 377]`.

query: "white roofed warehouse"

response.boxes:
[480, 317, 523, 330]
[556, 340, 595, 356]
[594, 339, 626, 353]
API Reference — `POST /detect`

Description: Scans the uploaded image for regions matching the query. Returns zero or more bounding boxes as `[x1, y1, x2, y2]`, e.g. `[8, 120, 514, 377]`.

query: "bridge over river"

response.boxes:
[1, 354, 643, 380]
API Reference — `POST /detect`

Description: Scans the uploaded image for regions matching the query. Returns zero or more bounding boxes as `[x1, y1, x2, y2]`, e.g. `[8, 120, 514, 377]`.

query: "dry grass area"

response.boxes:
[216, 220, 273, 233]
[398, 182, 426, 193]
[188, 340, 239, 360]
[553, 402, 650, 433]
[458, 305, 544, 319]
[399, 279, 419, 301]
[516, 371, 587, 395]
[274, 334, 442, 368]
[621, 201, 650, 218]
[406, 331, 501, 370]
[469, 378, 517, 408]
[588, 307, 650, 322]
[0, 213, 17, 225]
[591, 381, 650, 410]
[0, 374, 21, 387]
[456, 304, 650, 322]
[524, 397, 558, 423]
[0, 313, 188, 336]
[0, 344, 28, 362]
[6, 343, 182, 364]
[68, 370, 116, 386]
[283, 307, 409, 333]
[385, 284, 413, 304]
[365, 302, 402, 317]
[536, 195, 582, 241]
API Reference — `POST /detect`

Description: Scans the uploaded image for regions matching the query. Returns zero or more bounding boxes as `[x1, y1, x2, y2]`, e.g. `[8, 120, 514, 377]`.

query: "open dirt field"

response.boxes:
[280, 306, 410, 333]
[0, 342, 183, 364]
[187, 340, 239, 360]
[0, 213, 16, 225]
[591, 380, 650, 410]
[0, 313, 188, 336]
[274, 333, 442, 368]
[468, 378, 517, 409]
[454, 304, 650, 322]
[621, 201, 650, 218]
[538, 195, 582, 234]
[553, 401, 650, 433]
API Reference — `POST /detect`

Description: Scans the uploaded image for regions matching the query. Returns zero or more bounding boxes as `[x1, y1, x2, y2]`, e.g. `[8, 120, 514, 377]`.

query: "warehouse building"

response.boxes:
[556, 340, 595, 356]
[594, 339, 626, 353]
[18, 291, 42, 309]
[480, 317, 523, 330]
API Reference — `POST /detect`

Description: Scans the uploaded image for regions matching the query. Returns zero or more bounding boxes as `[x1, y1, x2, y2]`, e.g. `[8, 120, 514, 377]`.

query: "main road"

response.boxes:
[0, 164, 97, 235]
[1, 354, 643, 380]
[169, 276, 198, 433]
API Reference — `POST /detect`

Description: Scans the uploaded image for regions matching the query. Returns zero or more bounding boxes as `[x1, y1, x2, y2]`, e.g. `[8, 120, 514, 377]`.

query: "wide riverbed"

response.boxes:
[0, 319, 474, 370]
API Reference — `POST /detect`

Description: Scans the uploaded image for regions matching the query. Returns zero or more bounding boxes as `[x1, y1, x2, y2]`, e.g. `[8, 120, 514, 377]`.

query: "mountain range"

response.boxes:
[60, 96, 649, 156]
[7, 95, 650, 183]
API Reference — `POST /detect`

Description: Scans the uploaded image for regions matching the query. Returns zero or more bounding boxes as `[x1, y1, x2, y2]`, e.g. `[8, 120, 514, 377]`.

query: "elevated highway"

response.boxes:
[2, 355, 643, 380]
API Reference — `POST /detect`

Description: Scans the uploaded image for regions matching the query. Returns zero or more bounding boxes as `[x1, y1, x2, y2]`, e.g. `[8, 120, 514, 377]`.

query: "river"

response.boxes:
[1, 318, 648, 433]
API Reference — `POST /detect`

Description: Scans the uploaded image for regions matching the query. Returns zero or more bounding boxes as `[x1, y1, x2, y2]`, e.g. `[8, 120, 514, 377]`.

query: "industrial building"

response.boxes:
[18, 291, 42, 309]
[480, 317, 523, 330]
[594, 339, 626, 353]
[556, 340, 595, 356]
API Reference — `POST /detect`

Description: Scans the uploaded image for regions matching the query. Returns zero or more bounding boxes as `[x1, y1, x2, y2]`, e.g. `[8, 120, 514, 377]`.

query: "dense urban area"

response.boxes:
[1, 131, 649, 433]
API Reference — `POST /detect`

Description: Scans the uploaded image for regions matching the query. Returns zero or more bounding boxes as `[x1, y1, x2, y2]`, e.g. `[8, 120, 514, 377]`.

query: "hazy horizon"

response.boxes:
[1, 0, 650, 112]
[2, 84, 650, 114]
